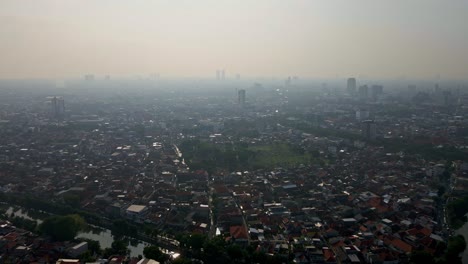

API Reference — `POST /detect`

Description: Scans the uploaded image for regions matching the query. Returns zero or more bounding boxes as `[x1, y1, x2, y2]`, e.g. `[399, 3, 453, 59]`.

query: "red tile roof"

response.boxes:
[230, 225, 249, 240]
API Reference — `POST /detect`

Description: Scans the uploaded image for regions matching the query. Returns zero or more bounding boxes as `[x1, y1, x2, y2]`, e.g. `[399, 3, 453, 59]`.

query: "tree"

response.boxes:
[445, 235, 466, 264]
[201, 237, 229, 264]
[10, 216, 37, 232]
[172, 257, 195, 264]
[81, 239, 101, 255]
[103, 240, 130, 257]
[410, 251, 435, 264]
[63, 193, 81, 208]
[78, 251, 96, 263]
[111, 219, 137, 237]
[187, 234, 207, 251]
[226, 244, 247, 262]
[143, 245, 169, 263]
[38, 214, 86, 241]
[447, 196, 468, 229]
[437, 186, 446, 197]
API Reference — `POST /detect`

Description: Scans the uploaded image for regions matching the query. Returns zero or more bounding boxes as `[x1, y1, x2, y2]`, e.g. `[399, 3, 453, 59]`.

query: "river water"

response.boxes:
[5, 206, 147, 257]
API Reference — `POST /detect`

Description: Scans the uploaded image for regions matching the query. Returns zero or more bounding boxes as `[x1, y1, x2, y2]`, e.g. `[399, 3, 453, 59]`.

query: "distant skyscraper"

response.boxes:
[238, 89, 246, 107]
[443, 90, 452, 106]
[84, 74, 94, 81]
[358, 85, 368, 99]
[347, 78, 356, 95]
[371, 85, 383, 100]
[362, 120, 376, 141]
[50, 96, 65, 119]
[356, 109, 370, 121]
[322, 83, 328, 92]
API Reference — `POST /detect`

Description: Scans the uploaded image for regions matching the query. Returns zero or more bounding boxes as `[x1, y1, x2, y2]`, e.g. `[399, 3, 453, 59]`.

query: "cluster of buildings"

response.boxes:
[0, 218, 161, 264]
[207, 142, 461, 263]
[0, 78, 467, 263]
[0, 221, 92, 263]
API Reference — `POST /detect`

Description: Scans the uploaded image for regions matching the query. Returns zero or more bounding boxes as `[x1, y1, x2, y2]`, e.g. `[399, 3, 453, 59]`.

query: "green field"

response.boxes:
[180, 140, 316, 172]
[249, 143, 312, 168]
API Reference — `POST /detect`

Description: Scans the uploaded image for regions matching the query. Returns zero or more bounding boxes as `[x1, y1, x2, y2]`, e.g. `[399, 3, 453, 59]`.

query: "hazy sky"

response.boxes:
[1, 0, 468, 79]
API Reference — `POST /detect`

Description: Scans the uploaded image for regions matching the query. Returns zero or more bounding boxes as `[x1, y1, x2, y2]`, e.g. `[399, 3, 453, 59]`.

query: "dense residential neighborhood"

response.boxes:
[0, 78, 468, 263]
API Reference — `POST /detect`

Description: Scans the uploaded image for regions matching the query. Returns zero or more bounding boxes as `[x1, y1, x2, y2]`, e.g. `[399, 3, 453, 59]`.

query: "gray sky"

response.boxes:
[1, 0, 467, 79]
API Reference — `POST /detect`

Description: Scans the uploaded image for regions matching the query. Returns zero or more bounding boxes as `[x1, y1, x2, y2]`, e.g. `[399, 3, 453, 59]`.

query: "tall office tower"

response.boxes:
[371, 85, 383, 100]
[84, 74, 95, 81]
[216, 70, 220, 80]
[435, 83, 441, 93]
[358, 85, 368, 99]
[347, 78, 357, 95]
[221, 70, 225, 80]
[443, 90, 453, 106]
[356, 109, 370, 121]
[51, 96, 65, 119]
[238, 89, 246, 107]
[362, 120, 376, 141]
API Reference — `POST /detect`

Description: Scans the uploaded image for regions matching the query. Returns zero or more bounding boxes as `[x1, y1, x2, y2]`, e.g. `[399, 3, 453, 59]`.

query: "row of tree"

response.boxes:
[447, 195, 468, 229]
[410, 235, 466, 264]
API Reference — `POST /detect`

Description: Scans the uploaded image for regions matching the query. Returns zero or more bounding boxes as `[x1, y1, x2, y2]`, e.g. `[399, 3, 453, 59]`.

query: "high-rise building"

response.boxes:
[442, 90, 453, 106]
[84, 74, 94, 81]
[238, 89, 246, 107]
[358, 85, 368, 99]
[347, 78, 357, 95]
[51, 96, 65, 119]
[356, 109, 370, 121]
[371, 85, 383, 100]
[362, 120, 376, 141]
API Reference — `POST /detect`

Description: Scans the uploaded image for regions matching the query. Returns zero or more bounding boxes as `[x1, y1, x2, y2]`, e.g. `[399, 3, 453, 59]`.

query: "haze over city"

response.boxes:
[1, 1, 468, 264]
[1, 0, 468, 79]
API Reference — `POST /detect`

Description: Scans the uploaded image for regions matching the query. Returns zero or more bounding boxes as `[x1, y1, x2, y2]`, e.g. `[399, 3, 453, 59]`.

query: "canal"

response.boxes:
[5, 206, 150, 257]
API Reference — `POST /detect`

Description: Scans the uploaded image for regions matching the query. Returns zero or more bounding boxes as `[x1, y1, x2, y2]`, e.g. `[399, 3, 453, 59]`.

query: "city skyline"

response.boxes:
[1, 0, 468, 79]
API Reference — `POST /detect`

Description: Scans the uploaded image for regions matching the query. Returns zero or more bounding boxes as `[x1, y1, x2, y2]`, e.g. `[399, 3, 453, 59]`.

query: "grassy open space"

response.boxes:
[249, 143, 313, 169]
[180, 140, 315, 172]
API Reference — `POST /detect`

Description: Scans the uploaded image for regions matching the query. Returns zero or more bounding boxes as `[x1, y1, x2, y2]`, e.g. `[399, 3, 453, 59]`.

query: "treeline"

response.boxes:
[0, 193, 103, 226]
[447, 196, 468, 229]
[39, 214, 87, 241]
[0, 212, 38, 232]
[172, 234, 289, 264]
[410, 235, 466, 264]
[0, 193, 168, 248]
[380, 138, 467, 161]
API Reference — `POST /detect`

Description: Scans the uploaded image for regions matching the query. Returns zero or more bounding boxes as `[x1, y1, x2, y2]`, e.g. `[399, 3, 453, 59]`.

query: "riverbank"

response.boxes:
[3, 205, 148, 257]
